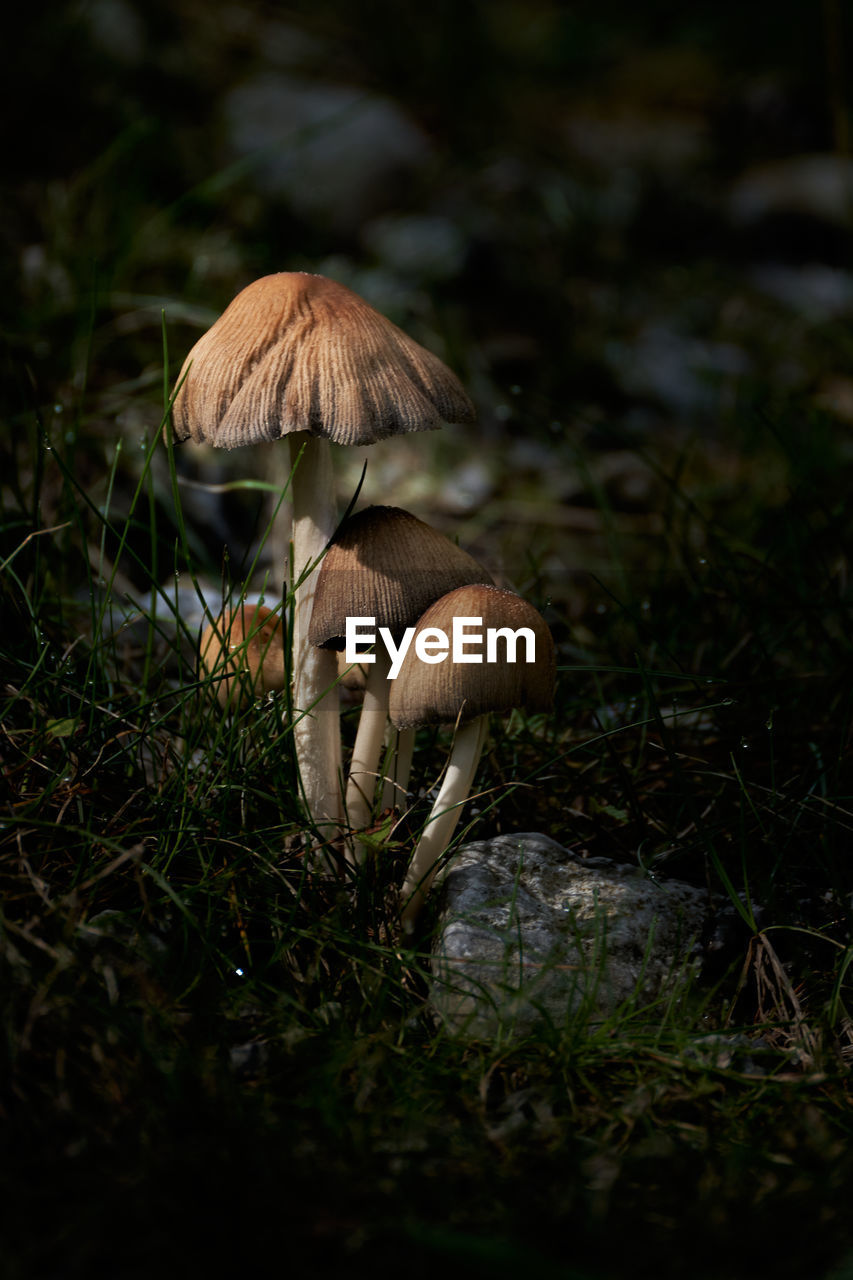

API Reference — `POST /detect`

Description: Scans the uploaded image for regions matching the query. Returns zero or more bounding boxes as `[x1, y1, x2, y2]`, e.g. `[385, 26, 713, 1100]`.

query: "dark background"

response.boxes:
[6, 0, 853, 619]
[3, 7, 853, 1278]
[5, 0, 852, 448]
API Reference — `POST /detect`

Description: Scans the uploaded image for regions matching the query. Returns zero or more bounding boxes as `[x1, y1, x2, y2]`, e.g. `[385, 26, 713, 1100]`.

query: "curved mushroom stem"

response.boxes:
[381, 726, 415, 813]
[345, 648, 391, 865]
[289, 435, 343, 853]
[399, 715, 488, 936]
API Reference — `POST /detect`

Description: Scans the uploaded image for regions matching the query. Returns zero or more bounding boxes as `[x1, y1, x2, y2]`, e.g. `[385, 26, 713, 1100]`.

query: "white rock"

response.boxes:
[430, 833, 706, 1037]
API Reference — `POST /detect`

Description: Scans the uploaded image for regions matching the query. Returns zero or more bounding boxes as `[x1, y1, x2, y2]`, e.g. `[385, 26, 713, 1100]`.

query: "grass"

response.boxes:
[8, 0, 853, 1267]
[4, 79, 853, 1264]
[3, 325, 853, 1278]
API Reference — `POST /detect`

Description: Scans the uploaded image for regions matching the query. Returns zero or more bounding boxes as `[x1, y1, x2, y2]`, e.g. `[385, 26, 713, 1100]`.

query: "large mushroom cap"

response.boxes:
[171, 272, 475, 448]
[388, 584, 556, 728]
[309, 505, 492, 650]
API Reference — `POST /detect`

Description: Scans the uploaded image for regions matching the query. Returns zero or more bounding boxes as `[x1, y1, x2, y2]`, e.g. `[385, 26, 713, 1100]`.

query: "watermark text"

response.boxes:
[345, 616, 536, 679]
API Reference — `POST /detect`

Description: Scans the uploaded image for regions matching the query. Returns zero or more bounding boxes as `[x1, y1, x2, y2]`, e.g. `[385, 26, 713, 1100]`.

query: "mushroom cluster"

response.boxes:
[309, 504, 494, 862]
[172, 271, 474, 840]
[171, 270, 555, 930]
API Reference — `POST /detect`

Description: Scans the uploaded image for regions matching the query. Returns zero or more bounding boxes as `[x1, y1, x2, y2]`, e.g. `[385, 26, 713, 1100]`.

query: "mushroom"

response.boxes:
[199, 603, 285, 710]
[388, 584, 555, 933]
[308, 505, 492, 859]
[170, 272, 475, 841]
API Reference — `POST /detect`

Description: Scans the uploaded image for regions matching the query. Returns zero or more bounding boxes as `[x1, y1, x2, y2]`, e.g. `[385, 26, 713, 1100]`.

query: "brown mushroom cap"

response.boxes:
[309, 505, 492, 650]
[199, 604, 285, 709]
[388, 584, 555, 728]
[171, 272, 475, 448]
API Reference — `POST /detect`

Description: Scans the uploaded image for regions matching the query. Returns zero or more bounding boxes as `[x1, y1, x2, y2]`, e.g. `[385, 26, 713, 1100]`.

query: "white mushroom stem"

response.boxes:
[344, 648, 392, 865]
[399, 716, 488, 936]
[381, 727, 415, 813]
[288, 434, 343, 847]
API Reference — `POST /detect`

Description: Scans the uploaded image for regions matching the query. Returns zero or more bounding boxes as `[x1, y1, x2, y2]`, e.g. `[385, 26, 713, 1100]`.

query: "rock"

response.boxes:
[361, 214, 467, 282]
[437, 458, 495, 515]
[223, 75, 430, 233]
[430, 833, 707, 1037]
[82, 0, 145, 64]
[605, 324, 751, 416]
[750, 262, 853, 320]
[81, 578, 270, 648]
[729, 154, 853, 228]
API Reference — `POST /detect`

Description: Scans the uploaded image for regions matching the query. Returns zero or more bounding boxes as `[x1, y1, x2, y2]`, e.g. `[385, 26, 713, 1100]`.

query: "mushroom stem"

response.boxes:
[381, 727, 415, 813]
[399, 716, 488, 935]
[288, 434, 343, 847]
[345, 648, 392, 864]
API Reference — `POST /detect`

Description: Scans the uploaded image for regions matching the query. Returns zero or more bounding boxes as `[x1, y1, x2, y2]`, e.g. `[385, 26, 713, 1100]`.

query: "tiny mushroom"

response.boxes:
[388, 583, 555, 934]
[199, 604, 285, 710]
[308, 505, 492, 860]
[170, 271, 474, 843]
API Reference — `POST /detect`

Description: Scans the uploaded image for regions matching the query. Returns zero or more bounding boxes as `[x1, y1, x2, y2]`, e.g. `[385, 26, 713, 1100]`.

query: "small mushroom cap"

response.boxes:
[171, 272, 475, 449]
[309, 505, 493, 650]
[388, 584, 556, 728]
[199, 604, 285, 709]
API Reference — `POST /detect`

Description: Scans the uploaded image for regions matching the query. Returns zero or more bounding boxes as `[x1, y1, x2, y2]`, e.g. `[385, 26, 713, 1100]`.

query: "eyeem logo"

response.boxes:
[345, 616, 537, 679]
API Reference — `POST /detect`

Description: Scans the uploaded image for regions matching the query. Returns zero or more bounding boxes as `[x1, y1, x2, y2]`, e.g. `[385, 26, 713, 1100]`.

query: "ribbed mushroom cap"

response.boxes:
[308, 506, 492, 650]
[199, 604, 285, 709]
[388, 584, 556, 728]
[171, 272, 475, 448]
